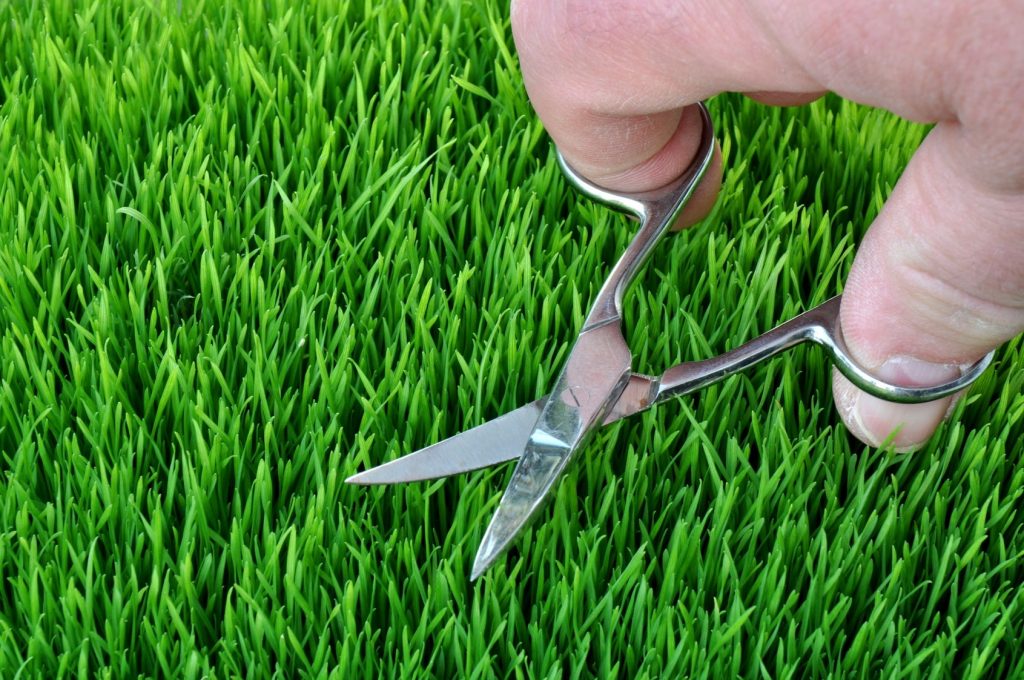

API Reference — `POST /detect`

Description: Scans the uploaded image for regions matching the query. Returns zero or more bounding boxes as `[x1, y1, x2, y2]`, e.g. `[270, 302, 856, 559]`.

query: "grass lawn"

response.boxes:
[2, 0, 1024, 677]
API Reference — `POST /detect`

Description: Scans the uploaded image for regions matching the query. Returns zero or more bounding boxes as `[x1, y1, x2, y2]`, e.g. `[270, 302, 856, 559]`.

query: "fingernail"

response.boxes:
[846, 357, 960, 451]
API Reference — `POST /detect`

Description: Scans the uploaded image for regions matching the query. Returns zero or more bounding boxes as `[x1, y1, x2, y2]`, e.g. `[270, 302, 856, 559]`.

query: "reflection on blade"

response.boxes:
[470, 443, 572, 580]
[344, 374, 657, 485]
[471, 322, 634, 579]
[345, 399, 545, 484]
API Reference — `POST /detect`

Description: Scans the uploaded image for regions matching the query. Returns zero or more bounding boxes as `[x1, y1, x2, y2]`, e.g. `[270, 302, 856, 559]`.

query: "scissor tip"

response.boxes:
[344, 471, 368, 485]
[469, 552, 494, 581]
[470, 529, 511, 580]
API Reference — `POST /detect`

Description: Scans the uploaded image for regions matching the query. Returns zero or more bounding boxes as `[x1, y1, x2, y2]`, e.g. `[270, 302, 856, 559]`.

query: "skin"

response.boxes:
[510, 0, 1024, 450]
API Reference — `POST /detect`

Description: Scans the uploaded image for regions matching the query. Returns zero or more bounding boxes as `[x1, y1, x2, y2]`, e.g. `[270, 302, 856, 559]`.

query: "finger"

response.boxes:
[674, 139, 723, 231]
[834, 121, 1024, 449]
[510, 1, 849, 192]
[567, 104, 707, 193]
[604, 105, 723, 230]
[511, 0, 1003, 189]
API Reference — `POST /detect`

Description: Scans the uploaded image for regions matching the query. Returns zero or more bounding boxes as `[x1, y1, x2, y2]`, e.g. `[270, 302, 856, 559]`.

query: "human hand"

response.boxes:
[511, 0, 1024, 449]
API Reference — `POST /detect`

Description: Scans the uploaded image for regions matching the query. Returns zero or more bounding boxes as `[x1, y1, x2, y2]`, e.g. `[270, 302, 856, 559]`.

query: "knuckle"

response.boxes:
[897, 258, 1024, 348]
[880, 221, 1024, 354]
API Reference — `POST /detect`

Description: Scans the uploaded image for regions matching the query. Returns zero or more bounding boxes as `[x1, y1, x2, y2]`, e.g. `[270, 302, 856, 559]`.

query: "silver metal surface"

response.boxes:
[471, 322, 633, 578]
[346, 100, 996, 580]
[346, 302, 993, 484]
[653, 296, 995, 404]
[345, 399, 546, 484]
[344, 374, 658, 485]
[470, 104, 718, 579]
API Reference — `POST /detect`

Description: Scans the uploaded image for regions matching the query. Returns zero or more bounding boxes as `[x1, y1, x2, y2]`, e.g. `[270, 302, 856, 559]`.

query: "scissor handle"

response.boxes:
[557, 102, 994, 404]
[559, 103, 716, 330]
[653, 296, 995, 404]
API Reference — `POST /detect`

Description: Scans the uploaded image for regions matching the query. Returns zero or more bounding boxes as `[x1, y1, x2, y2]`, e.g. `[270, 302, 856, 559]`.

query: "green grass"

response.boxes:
[2, 0, 1023, 677]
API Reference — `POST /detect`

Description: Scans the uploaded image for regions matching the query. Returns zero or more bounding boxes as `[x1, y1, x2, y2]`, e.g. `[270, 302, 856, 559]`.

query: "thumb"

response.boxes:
[835, 121, 1024, 450]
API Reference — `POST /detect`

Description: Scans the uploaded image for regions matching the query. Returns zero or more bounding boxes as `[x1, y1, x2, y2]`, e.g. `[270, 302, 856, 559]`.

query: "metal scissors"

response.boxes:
[347, 103, 994, 579]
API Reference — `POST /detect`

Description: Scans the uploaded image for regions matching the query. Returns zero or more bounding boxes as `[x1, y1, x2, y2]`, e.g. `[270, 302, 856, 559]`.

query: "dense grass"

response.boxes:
[1, 0, 1023, 677]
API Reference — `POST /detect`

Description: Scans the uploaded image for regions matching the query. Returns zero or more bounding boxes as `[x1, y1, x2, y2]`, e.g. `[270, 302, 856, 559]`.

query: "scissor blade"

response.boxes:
[345, 374, 657, 485]
[345, 399, 545, 484]
[470, 439, 579, 580]
[471, 322, 632, 579]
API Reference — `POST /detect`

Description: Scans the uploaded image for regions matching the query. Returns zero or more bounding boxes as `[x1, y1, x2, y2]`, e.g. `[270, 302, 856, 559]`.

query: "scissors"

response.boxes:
[347, 103, 994, 580]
